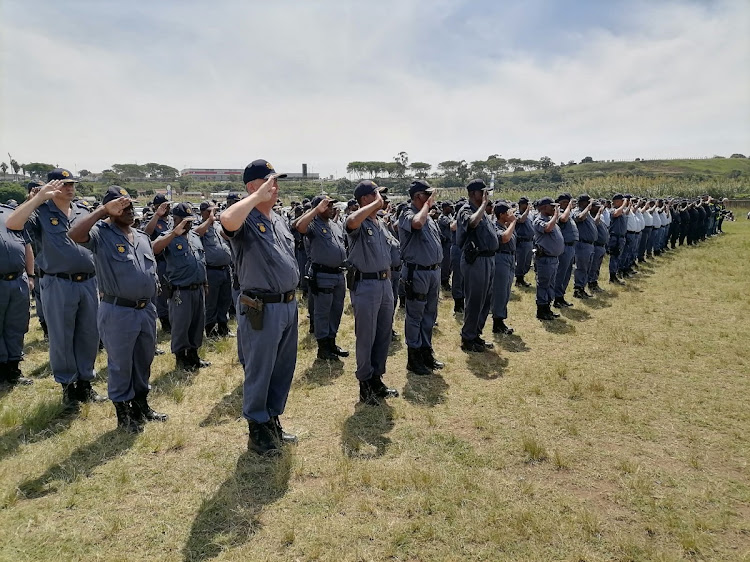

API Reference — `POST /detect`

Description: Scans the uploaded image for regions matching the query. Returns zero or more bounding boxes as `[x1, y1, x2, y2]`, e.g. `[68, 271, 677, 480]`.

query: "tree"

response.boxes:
[178, 174, 195, 191]
[9, 159, 20, 177]
[112, 163, 146, 179]
[580, 156, 594, 164]
[539, 156, 553, 170]
[0, 162, 7, 178]
[485, 156, 507, 174]
[730, 153, 746, 159]
[23, 162, 55, 178]
[393, 152, 409, 178]
[437, 161, 461, 175]
[101, 169, 126, 184]
[79, 169, 91, 177]
[408, 162, 431, 178]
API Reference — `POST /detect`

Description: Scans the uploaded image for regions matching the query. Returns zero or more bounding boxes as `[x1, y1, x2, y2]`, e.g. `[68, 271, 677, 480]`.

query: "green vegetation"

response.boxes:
[1, 222, 748, 560]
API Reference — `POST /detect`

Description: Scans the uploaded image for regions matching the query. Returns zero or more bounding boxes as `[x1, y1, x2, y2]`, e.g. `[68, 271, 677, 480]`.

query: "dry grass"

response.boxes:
[1, 222, 749, 561]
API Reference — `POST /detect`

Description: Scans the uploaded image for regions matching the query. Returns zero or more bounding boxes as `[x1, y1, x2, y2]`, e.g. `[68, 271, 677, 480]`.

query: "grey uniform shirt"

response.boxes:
[200, 222, 232, 267]
[161, 229, 207, 286]
[307, 216, 346, 268]
[225, 207, 299, 294]
[457, 203, 499, 253]
[572, 209, 597, 243]
[558, 213, 579, 243]
[26, 200, 95, 274]
[514, 213, 534, 240]
[84, 221, 158, 301]
[398, 204, 443, 266]
[347, 216, 392, 273]
[0, 205, 28, 275]
[438, 214, 452, 244]
[496, 223, 517, 253]
[532, 214, 565, 257]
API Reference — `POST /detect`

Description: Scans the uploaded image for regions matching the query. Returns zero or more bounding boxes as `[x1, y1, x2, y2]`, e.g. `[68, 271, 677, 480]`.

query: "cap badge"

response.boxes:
[176, 244, 183, 250]
[119, 188, 128, 196]
[50, 217, 59, 226]
[116, 244, 126, 253]
[266, 162, 274, 170]
[258, 223, 267, 233]
[62, 170, 70, 178]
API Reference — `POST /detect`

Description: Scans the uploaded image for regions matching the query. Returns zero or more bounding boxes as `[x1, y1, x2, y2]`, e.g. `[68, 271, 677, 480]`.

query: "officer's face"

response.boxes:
[115, 203, 135, 226]
[539, 204, 555, 217]
[60, 181, 76, 200]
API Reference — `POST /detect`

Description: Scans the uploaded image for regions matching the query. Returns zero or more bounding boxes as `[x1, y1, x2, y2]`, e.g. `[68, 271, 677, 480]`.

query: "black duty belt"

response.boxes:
[579, 240, 595, 245]
[405, 262, 440, 271]
[311, 263, 345, 274]
[497, 250, 515, 255]
[477, 250, 496, 258]
[102, 295, 150, 309]
[243, 290, 296, 303]
[517, 237, 533, 242]
[564, 241, 575, 246]
[627, 230, 638, 234]
[354, 269, 389, 281]
[172, 284, 204, 291]
[206, 265, 229, 271]
[40, 271, 95, 282]
[1, 272, 23, 281]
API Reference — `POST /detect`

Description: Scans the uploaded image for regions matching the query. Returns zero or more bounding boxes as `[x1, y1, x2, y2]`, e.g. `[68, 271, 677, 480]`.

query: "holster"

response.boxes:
[404, 264, 427, 301]
[345, 268, 358, 291]
[239, 294, 264, 330]
[464, 240, 479, 265]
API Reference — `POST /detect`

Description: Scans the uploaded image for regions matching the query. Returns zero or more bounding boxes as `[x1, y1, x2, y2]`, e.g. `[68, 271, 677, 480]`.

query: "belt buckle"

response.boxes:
[8, 273, 17, 280]
[136, 300, 146, 309]
[379, 271, 387, 280]
[74, 274, 83, 282]
[285, 292, 294, 303]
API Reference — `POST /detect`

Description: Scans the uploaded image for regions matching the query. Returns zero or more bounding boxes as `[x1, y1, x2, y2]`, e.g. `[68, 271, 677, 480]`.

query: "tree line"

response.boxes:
[0, 158, 179, 183]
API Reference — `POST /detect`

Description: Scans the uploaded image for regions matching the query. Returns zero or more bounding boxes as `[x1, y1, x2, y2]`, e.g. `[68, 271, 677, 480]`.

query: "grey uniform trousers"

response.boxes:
[535, 255, 559, 305]
[492, 253, 514, 320]
[608, 235, 626, 274]
[168, 286, 205, 354]
[460, 255, 494, 341]
[99, 301, 156, 402]
[587, 245, 607, 285]
[155, 258, 169, 319]
[40, 275, 99, 384]
[238, 298, 298, 423]
[553, 244, 575, 298]
[0, 276, 30, 362]
[440, 242, 452, 284]
[573, 241, 595, 290]
[351, 278, 394, 382]
[205, 267, 232, 326]
[450, 245, 464, 299]
[404, 268, 439, 348]
[312, 271, 346, 340]
[515, 240, 533, 278]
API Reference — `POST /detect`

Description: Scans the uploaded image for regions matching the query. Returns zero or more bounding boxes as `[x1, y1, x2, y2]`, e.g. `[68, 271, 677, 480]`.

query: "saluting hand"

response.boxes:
[156, 202, 170, 217]
[35, 180, 64, 201]
[316, 197, 331, 214]
[174, 218, 191, 236]
[104, 196, 130, 217]
[255, 174, 279, 204]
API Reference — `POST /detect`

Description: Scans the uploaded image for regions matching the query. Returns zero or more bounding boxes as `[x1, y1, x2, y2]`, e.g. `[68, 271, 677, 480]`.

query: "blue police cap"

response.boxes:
[555, 192, 572, 203]
[47, 168, 79, 183]
[466, 179, 487, 192]
[172, 202, 194, 218]
[493, 200, 511, 214]
[226, 192, 241, 202]
[153, 194, 168, 206]
[27, 180, 44, 192]
[409, 179, 434, 198]
[354, 180, 387, 200]
[518, 196, 529, 204]
[612, 193, 624, 201]
[102, 185, 130, 205]
[242, 159, 287, 184]
[537, 196, 554, 206]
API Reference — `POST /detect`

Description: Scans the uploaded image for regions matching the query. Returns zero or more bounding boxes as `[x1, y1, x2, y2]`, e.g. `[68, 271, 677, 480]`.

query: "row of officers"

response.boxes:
[0, 163, 725, 455]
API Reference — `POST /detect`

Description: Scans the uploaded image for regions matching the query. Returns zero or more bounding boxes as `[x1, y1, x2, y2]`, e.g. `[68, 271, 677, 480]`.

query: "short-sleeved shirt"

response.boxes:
[200, 222, 232, 267]
[84, 221, 158, 301]
[398, 204, 443, 266]
[643, 210, 654, 227]
[225, 208, 299, 293]
[457, 203, 499, 252]
[573, 208, 597, 243]
[307, 216, 346, 268]
[496, 223, 517, 253]
[514, 212, 534, 240]
[149, 215, 172, 241]
[25, 199, 95, 274]
[438, 214, 452, 244]
[347, 216, 392, 273]
[652, 210, 662, 228]
[558, 214, 579, 243]
[609, 208, 628, 237]
[596, 220, 609, 246]
[161, 229, 207, 286]
[385, 225, 402, 269]
[532, 214, 565, 257]
[0, 204, 28, 275]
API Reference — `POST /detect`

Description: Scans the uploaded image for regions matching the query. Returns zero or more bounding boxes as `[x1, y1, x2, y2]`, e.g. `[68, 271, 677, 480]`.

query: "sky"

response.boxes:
[1, 0, 748, 177]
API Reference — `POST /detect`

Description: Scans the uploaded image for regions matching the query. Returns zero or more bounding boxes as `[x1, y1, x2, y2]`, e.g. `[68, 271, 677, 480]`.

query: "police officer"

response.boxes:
[144, 194, 172, 333]
[7, 169, 105, 408]
[68, 186, 167, 433]
[450, 201, 465, 312]
[572, 194, 596, 299]
[457, 179, 498, 352]
[491, 200, 517, 334]
[438, 202, 453, 291]
[0, 201, 34, 386]
[196, 201, 233, 338]
[514, 196, 533, 288]
[532, 197, 565, 321]
[294, 195, 349, 361]
[552, 193, 577, 308]
[398, 179, 444, 375]
[220, 159, 299, 455]
[153, 203, 210, 371]
[24, 180, 48, 340]
[607, 194, 630, 284]
[586, 199, 608, 293]
[345, 180, 399, 404]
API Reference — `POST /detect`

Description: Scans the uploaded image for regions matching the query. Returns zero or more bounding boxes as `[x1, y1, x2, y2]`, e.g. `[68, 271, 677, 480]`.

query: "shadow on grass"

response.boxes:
[403, 370, 449, 406]
[495, 333, 530, 353]
[199, 384, 243, 427]
[559, 306, 592, 322]
[150, 366, 199, 396]
[541, 319, 576, 334]
[465, 351, 508, 380]
[341, 402, 394, 458]
[0, 400, 78, 463]
[388, 337, 403, 356]
[182, 451, 292, 562]
[295, 358, 344, 388]
[27, 360, 51, 378]
[17, 429, 137, 500]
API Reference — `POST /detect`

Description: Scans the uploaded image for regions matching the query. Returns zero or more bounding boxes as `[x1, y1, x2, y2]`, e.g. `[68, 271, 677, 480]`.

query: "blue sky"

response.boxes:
[1, 0, 748, 176]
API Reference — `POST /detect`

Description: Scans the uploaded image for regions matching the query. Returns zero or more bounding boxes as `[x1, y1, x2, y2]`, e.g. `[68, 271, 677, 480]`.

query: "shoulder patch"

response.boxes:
[116, 243, 126, 253]
[50, 217, 60, 226]
[176, 243, 183, 250]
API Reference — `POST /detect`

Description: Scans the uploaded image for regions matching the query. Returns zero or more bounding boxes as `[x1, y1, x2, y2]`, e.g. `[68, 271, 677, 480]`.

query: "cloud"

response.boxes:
[1, 0, 748, 175]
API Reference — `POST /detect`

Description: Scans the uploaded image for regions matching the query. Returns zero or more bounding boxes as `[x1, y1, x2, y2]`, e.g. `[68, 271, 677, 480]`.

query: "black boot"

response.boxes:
[247, 419, 280, 455]
[309, 317, 315, 334]
[114, 401, 143, 433]
[132, 391, 169, 422]
[217, 322, 235, 337]
[159, 316, 171, 333]
[189, 348, 211, 368]
[453, 298, 464, 313]
[407, 347, 432, 376]
[61, 383, 80, 411]
[461, 338, 486, 352]
[330, 337, 349, 357]
[588, 282, 603, 293]
[515, 276, 531, 287]
[4, 360, 33, 386]
[370, 376, 399, 398]
[493, 318, 514, 335]
[421, 346, 444, 370]
[359, 380, 381, 405]
[610, 273, 625, 285]
[573, 288, 591, 299]
[317, 338, 339, 361]
[271, 416, 298, 444]
[175, 350, 196, 372]
[399, 296, 406, 309]
[40, 320, 49, 341]
[76, 380, 107, 403]
[205, 323, 217, 338]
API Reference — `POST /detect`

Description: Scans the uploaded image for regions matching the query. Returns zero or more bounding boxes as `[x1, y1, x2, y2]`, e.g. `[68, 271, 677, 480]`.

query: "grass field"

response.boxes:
[1, 222, 749, 561]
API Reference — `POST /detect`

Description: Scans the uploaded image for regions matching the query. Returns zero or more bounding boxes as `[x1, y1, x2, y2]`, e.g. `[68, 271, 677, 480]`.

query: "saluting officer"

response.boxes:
[196, 201, 234, 338]
[572, 194, 596, 299]
[220, 159, 299, 456]
[552, 193, 577, 308]
[144, 194, 172, 333]
[69, 186, 167, 433]
[7, 169, 105, 408]
[294, 195, 349, 361]
[345, 180, 399, 405]
[491, 200, 517, 335]
[586, 199, 609, 293]
[0, 201, 34, 386]
[514, 196, 533, 288]
[457, 179, 498, 352]
[438, 201, 454, 291]
[153, 203, 211, 371]
[24, 180, 48, 339]
[532, 197, 565, 321]
[607, 193, 630, 284]
[398, 179, 444, 376]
